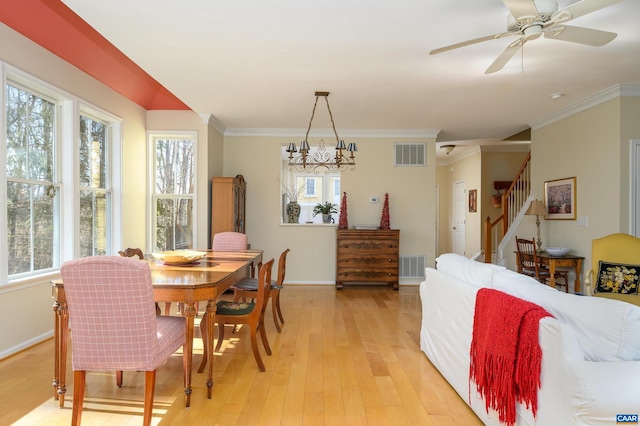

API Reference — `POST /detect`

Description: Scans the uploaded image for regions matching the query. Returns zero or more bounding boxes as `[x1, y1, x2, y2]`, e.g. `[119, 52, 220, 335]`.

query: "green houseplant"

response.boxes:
[313, 201, 337, 223]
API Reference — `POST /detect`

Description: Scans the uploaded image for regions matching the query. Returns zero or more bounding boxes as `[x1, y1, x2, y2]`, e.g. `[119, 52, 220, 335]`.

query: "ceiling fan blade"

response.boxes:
[554, 0, 622, 21]
[544, 25, 617, 46]
[502, 0, 539, 19]
[430, 32, 514, 55]
[485, 39, 524, 74]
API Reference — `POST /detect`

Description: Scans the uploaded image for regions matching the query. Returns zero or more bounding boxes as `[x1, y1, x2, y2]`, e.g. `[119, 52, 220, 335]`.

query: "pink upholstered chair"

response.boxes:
[60, 256, 186, 426]
[212, 231, 248, 250]
[233, 248, 290, 332]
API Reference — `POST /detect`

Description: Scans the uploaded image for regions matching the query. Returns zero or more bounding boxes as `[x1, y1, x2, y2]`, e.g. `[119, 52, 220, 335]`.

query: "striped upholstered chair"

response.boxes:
[212, 231, 248, 250]
[60, 256, 186, 426]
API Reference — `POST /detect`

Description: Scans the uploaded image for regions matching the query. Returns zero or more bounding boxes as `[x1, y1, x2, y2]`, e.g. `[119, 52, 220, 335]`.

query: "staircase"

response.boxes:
[483, 152, 531, 263]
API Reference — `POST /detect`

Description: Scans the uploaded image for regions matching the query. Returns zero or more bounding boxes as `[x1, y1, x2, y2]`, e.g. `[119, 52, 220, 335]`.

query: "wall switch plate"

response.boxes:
[370, 196, 379, 203]
[577, 216, 588, 226]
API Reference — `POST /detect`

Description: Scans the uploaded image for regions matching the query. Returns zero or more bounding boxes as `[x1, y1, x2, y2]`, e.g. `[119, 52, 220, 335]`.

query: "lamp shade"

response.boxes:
[525, 199, 547, 217]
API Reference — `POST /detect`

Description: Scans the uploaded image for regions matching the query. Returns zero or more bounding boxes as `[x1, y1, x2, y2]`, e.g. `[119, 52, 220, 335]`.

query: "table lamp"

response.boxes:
[525, 199, 547, 252]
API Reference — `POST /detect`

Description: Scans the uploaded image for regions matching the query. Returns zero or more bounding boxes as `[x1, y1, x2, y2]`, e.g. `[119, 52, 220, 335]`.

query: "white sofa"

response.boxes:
[420, 253, 640, 425]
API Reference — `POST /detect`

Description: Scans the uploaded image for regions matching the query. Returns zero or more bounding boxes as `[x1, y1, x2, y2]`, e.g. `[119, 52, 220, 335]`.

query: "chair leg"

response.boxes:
[258, 319, 272, 355]
[164, 302, 172, 315]
[116, 370, 123, 387]
[272, 289, 284, 330]
[215, 322, 225, 352]
[249, 323, 265, 372]
[143, 370, 156, 426]
[197, 315, 208, 373]
[72, 370, 86, 426]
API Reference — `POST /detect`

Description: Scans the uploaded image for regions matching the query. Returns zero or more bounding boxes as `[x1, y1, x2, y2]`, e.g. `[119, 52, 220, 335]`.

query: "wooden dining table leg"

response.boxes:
[52, 301, 60, 401]
[182, 302, 196, 407]
[57, 302, 69, 408]
[207, 300, 216, 398]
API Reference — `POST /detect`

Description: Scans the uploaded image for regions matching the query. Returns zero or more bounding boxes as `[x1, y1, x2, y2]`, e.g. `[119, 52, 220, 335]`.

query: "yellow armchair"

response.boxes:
[585, 233, 640, 306]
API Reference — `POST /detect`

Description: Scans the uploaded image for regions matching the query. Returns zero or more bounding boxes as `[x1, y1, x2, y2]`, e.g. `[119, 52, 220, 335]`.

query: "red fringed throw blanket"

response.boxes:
[469, 288, 552, 426]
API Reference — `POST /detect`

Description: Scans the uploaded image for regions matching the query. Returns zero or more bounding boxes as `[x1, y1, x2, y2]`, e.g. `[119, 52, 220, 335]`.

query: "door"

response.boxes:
[452, 180, 466, 255]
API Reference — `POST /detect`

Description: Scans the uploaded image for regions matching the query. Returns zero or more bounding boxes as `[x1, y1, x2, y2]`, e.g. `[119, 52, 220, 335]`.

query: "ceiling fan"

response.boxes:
[430, 0, 621, 74]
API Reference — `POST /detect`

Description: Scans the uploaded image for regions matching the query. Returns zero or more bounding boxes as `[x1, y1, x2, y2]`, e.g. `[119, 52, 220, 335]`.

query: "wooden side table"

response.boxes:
[536, 252, 584, 293]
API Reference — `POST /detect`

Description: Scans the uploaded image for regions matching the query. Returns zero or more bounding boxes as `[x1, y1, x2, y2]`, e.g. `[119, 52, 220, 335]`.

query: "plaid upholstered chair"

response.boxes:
[208, 258, 274, 372]
[212, 231, 248, 250]
[233, 248, 290, 332]
[61, 256, 186, 426]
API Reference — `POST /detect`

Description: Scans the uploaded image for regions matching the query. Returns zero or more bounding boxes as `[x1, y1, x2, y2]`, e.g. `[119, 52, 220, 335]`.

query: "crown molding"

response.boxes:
[223, 127, 440, 139]
[530, 83, 640, 130]
[198, 113, 226, 135]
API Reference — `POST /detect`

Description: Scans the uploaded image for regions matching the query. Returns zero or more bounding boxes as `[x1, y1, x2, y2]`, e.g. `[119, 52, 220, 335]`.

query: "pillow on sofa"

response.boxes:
[435, 253, 505, 287]
[594, 261, 640, 295]
[492, 269, 640, 362]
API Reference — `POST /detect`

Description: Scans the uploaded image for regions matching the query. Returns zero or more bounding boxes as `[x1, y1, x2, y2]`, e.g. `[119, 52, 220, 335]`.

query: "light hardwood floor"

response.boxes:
[1, 285, 482, 425]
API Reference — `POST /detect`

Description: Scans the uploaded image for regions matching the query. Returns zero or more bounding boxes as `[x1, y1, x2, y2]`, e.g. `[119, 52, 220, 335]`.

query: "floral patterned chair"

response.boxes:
[584, 233, 640, 307]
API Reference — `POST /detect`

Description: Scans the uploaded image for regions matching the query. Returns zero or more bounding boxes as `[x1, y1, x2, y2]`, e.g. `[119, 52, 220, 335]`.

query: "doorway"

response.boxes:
[453, 180, 466, 255]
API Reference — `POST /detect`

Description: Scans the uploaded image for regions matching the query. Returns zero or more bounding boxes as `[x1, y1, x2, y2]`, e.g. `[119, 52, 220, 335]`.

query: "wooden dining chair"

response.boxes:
[515, 236, 569, 292]
[118, 247, 170, 315]
[206, 258, 274, 372]
[60, 256, 186, 426]
[233, 248, 290, 332]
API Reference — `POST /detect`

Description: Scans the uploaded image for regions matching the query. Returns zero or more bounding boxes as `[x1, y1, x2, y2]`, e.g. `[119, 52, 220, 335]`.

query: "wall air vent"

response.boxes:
[399, 255, 426, 278]
[394, 143, 426, 166]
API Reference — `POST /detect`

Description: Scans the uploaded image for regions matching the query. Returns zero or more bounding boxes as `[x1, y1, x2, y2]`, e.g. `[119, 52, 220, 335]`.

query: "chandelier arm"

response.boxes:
[323, 96, 341, 145]
[304, 96, 320, 142]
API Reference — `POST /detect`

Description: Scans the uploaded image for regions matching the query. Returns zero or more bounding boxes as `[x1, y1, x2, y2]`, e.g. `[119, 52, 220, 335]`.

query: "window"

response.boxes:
[78, 114, 111, 257]
[281, 145, 341, 224]
[149, 133, 196, 250]
[5, 83, 58, 276]
[2, 67, 120, 285]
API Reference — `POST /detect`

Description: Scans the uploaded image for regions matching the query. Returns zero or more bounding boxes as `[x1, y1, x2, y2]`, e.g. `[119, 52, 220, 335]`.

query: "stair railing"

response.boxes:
[484, 152, 531, 263]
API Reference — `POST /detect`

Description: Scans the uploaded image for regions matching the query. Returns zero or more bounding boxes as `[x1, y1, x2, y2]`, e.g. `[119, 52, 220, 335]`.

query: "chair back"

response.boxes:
[255, 258, 275, 317]
[212, 232, 248, 251]
[60, 256, 159, 371]
[592, 233, 640, 270]
[275, 248, 291, 287]
[515, 236, 540, 276]
[118, 247, 144, 259]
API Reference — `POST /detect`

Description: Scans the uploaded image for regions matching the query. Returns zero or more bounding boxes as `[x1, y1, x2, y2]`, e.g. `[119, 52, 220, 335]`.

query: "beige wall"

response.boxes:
[221, 135, 437, 283]
[0, 23, 148, 357]
[503, 95, 640, 277]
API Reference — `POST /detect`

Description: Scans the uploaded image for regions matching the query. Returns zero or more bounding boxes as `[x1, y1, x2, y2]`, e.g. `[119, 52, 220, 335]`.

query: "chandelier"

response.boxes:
[286, 91, 357, 174]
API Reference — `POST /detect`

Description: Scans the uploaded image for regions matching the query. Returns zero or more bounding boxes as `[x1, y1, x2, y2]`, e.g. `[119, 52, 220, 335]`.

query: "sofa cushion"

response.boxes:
[492, 269, 640, 361]
[435, 253, 506, 287]
[594, 261, 640, 295]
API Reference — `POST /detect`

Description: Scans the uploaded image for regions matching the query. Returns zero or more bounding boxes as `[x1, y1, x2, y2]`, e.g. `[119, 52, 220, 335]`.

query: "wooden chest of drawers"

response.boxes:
[336, 229, 400, 290]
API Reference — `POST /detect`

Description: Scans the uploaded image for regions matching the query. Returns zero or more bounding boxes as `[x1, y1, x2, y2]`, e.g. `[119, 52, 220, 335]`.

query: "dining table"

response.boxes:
[50, 249, 263, 408]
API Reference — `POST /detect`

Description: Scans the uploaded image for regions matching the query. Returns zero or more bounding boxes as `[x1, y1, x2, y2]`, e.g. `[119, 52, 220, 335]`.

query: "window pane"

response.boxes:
[6, 182, 55, 274]
[155, 197, 193, 251]
[155, 138, 194, 195]
[6, 85, 55, 181]
[79, 116, 107, 189]
[79, 190, 109, 257]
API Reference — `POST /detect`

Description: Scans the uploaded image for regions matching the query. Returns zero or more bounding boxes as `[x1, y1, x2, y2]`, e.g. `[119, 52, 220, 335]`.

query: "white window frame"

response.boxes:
[0, 63, 122, 287]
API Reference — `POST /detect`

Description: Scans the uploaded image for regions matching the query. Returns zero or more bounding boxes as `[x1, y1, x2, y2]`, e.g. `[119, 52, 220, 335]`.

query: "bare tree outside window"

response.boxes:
[5, 84, 57, 276]
[152, 136, 195, 251]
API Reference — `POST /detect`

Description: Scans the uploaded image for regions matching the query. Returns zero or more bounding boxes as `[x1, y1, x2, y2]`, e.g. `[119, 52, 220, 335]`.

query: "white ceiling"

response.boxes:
[61, 0, 640, 146]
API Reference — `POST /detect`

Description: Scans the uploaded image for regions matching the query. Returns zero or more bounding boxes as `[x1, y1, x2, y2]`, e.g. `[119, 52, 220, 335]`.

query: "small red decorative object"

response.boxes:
[338, 192, 349, 229]
[379, 193, 390, 229]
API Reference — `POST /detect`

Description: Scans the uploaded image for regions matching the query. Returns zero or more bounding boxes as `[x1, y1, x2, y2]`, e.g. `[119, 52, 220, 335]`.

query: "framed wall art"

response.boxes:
[544, 177, 576, 220]
[468, 189, 477, 212]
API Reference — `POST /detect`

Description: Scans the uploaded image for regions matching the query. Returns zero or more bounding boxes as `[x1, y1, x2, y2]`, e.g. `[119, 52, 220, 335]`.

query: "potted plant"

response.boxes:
[313, 201, 337, 223]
